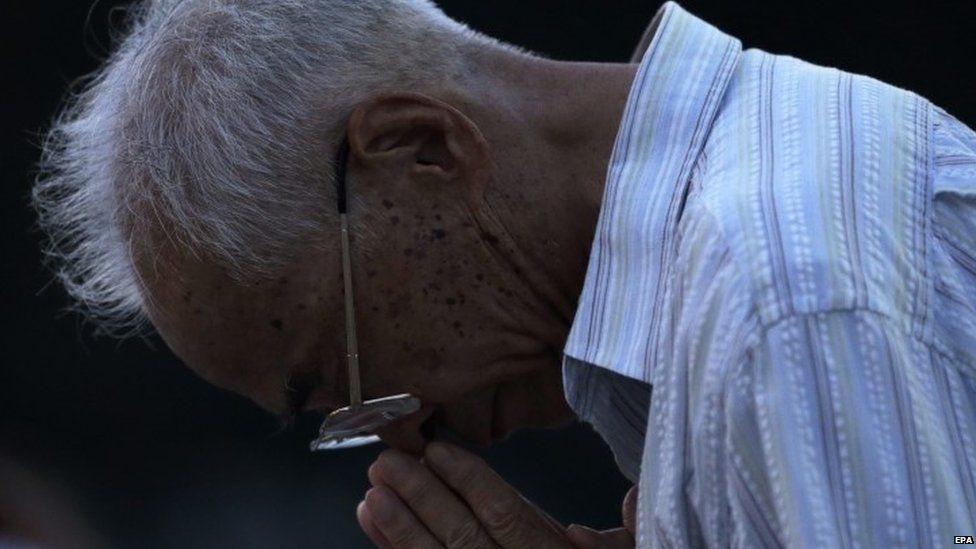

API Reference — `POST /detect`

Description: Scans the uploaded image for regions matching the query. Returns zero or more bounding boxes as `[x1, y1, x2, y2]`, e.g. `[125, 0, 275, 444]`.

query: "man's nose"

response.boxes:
[372, 403, 438, 456]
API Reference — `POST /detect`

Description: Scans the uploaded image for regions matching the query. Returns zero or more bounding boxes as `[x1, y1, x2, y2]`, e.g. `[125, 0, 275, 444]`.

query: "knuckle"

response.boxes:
[444, 519, 484, 549]
[387, 527, 421, 548]
[481, 499, 522, 541]
[382, 517, 422, 548]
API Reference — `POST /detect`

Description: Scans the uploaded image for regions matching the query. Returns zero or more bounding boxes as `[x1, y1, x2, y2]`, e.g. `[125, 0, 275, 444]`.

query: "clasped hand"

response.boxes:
[356, 441, 637, 548]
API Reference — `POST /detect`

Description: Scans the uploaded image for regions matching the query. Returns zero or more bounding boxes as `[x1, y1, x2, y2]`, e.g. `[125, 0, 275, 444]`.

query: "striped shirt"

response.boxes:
[562, 2, 976, 547]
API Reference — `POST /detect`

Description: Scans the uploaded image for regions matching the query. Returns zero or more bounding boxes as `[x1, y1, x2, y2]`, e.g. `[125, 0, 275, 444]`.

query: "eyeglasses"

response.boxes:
[308, 135, 422, 451]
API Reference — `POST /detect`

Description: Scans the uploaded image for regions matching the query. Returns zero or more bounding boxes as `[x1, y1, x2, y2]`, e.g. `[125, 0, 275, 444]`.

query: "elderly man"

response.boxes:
[34, 0, 976, 547]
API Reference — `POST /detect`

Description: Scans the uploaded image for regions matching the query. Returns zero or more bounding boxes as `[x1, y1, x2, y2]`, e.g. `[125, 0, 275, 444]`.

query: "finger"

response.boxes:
[425, 442, 572, 548]
[357, 499, 395, 549]
[566, 525, 634, 549]
[363, 486, 445, 549]
[369, 450, 499, 549]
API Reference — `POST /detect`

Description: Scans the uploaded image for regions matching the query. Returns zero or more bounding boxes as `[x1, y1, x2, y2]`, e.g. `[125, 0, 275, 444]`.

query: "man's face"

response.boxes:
[135, 95, 575, 452]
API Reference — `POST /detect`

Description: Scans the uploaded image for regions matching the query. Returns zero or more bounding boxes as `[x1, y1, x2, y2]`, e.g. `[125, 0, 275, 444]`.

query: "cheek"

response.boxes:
[357, 314, 492, 403]
[357, 276, 511, 404]
[365, 202, 483, 313]
[522, 366, 575, 424]
[356, 207, 506, 400]
[359, 269, 467, 361]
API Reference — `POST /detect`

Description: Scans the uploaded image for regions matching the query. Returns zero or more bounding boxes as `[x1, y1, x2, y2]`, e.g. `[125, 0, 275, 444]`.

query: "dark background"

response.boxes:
[3, 1, 975, 548]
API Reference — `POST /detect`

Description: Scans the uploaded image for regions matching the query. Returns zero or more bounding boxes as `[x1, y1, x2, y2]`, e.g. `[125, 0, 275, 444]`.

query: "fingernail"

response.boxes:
[566, 524, 601, 547]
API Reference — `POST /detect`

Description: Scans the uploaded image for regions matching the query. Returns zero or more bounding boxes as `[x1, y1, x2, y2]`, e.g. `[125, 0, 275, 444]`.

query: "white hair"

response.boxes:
[33, 0, 526, 334]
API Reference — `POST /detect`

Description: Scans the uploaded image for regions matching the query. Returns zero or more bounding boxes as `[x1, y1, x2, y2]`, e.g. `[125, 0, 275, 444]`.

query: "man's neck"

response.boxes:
[443, 51, 637, 348]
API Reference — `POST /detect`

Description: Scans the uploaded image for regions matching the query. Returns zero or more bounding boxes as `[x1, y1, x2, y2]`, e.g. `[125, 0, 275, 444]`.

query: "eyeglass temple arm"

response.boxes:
[335, 137, 363, 409]
[340, 213, 362, 409]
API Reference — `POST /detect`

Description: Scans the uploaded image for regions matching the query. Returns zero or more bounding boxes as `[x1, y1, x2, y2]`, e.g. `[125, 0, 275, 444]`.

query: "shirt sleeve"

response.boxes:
[562, 354, 651, 484]
[723, 309, 976, 548]
[930, 106, 976, 376]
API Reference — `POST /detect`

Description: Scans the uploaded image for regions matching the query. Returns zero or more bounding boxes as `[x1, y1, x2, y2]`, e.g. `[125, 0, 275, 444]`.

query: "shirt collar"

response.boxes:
[562, 2, 741, 383]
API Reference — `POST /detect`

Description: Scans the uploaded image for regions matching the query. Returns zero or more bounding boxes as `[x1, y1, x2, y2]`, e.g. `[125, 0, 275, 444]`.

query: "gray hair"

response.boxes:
[33, 0, 524, 334]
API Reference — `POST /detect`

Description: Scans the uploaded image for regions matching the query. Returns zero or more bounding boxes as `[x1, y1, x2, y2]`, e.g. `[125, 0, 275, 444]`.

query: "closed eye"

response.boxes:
[282, 369, 317, 425]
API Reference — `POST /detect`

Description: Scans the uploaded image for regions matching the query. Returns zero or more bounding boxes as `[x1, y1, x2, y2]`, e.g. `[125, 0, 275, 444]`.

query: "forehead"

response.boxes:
[133, 241, 343, 413]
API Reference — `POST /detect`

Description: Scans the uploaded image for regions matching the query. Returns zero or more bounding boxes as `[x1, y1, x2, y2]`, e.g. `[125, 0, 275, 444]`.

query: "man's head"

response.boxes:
[34, 0, 633, 452]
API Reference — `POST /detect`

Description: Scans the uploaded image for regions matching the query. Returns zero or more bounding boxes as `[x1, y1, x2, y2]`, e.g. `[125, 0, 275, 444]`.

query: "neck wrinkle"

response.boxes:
[435, 49, 638, 350]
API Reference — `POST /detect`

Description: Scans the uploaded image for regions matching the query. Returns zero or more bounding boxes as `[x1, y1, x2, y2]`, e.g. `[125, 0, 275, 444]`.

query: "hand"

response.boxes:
[357, 441, 575, 548]
[564, 485, 637, 549]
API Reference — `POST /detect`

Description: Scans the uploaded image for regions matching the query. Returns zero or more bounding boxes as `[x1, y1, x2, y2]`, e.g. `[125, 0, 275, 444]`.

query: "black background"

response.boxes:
[3, 1, 975, 547]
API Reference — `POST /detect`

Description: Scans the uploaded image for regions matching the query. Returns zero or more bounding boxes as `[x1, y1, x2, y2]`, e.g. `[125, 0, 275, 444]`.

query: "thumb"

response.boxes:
[566, 525, 633, 549]
[622, 486, 638, 537]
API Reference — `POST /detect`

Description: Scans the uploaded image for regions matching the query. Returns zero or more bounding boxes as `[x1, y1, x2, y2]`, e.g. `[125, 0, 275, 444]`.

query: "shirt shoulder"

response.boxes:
[688, 48, 936, 339]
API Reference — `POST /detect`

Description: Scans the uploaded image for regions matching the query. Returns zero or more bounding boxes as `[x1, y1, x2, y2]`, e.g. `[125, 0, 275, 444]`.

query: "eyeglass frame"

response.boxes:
[307, 134, 421, 451]
[335, 134, 363, 409]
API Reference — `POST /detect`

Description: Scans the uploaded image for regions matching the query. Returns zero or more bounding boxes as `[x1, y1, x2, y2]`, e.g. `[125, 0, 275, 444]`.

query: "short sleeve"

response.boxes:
[932, 106, 976, 198]
[562, 355, 651, 484]
[930, 107, 976, 373]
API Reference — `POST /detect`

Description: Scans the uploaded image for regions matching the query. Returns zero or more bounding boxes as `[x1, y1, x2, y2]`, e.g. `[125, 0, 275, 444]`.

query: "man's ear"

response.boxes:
[346, 92, 489, 183]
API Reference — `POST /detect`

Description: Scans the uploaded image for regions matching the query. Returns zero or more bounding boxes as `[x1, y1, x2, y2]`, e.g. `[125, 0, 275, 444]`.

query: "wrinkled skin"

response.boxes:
[136, 53, 637, 454]
[357, 442, 638, 548]
[134, 44, 638, 549]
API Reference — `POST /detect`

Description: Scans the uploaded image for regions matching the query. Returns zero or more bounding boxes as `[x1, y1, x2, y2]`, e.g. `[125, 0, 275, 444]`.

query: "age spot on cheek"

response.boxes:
[382, 199, 394, 209]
